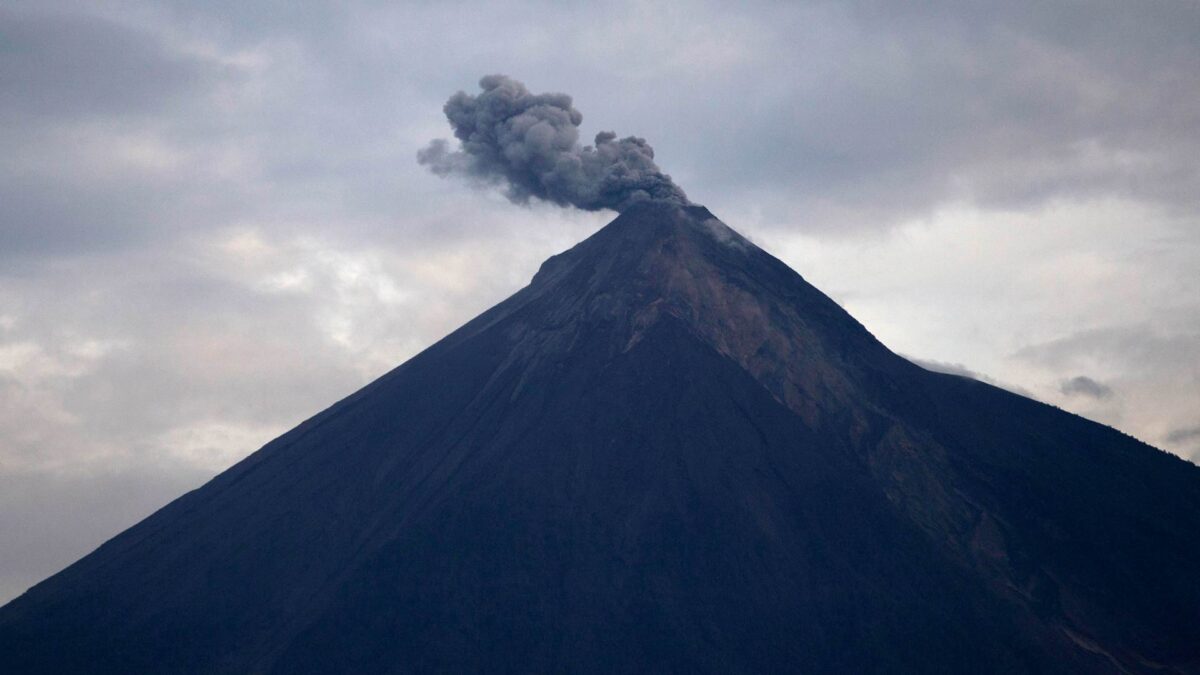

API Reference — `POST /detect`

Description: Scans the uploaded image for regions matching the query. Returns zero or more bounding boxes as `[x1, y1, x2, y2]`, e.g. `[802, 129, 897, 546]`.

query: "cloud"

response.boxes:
[1014, 324, 1200, 453]
[659, 0, 1200, 231]
[1166, 426, 1200, 446]
[903, 356, 1034, 398]
[1164, 426, 1200, 464]
[0, 9, 253, 262]
[0, 8, 210, 120]
[907, 356, 987, 380]
[1014, 325, 1200, 375]
[1059, 375, 1113, 399]
[419, 75, 688, 212]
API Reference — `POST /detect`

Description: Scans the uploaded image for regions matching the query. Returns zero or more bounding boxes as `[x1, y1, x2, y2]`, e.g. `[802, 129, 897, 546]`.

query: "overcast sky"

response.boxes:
[2, 0, 1198, 604]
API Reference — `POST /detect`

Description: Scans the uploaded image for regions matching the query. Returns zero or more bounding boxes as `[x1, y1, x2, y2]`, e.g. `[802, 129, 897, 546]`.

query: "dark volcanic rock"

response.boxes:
[2, 202, 1199, 673]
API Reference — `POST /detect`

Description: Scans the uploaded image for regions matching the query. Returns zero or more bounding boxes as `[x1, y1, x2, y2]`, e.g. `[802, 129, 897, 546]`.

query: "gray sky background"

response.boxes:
[1, 0, 1198, 604]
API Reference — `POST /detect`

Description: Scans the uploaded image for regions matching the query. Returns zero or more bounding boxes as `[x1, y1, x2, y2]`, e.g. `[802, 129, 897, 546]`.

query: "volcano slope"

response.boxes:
[1, 202, 1198, 674]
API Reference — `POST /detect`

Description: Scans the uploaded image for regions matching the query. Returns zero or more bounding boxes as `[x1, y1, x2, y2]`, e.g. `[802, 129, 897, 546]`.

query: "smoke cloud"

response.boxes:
[418, 75, 688, 212]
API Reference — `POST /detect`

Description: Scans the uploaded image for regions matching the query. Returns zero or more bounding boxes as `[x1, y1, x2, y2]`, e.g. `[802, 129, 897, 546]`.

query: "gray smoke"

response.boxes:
[418, 75, 688, 212]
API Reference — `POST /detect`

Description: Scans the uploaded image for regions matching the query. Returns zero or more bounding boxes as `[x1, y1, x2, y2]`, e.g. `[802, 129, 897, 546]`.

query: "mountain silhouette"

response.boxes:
[2, 202, 1198, 673]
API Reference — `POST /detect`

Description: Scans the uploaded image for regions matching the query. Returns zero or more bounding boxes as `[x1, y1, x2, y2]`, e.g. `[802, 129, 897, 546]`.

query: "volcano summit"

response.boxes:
[1, 202, 1198, 673]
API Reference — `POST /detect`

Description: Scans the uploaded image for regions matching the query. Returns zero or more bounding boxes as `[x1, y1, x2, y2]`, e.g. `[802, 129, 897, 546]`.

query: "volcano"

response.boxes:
[2, 202, 1199, 673]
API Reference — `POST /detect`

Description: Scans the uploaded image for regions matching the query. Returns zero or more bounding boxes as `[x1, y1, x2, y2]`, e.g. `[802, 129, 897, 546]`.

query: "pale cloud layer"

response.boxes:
[1, 0, 1197, 604]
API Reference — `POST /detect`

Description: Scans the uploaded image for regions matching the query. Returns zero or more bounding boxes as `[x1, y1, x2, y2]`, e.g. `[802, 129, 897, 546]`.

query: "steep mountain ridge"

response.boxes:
[1, 202, 1197, 673]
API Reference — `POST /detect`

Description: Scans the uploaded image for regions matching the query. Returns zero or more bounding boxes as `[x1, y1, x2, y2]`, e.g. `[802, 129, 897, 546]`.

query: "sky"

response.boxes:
[1, 0, 1198, 604]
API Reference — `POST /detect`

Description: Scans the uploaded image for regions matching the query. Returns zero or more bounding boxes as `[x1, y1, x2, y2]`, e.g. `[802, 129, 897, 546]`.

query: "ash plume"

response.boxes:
[418, 75, 688, 212]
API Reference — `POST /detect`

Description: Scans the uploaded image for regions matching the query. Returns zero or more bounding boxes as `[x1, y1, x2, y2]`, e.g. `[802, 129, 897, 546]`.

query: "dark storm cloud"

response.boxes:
[419, 75, 688, 212]
[1060, 375, 1114, 400]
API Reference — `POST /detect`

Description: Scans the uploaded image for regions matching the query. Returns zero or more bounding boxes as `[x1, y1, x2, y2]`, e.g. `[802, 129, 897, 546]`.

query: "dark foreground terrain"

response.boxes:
[2, 202, 1198, 673]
